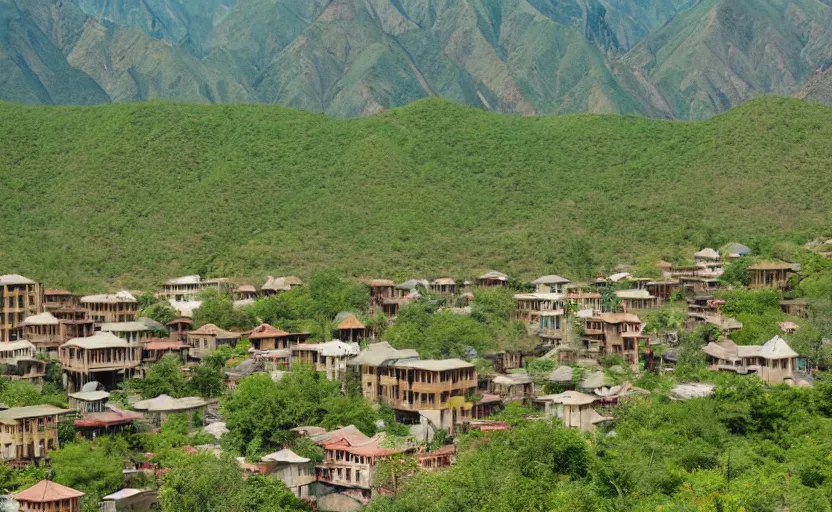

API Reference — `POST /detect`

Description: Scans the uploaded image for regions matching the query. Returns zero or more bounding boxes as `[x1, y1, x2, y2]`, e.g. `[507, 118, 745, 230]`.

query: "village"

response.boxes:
[0, 240, 828, 512]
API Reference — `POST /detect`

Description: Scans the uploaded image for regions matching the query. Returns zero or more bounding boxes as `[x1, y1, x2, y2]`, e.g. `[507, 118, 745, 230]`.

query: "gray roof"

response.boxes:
[137, 317, 167, 331]
[21, 313, 59, 326]
[479, 271, 508, 281]
[397, 359, 473, 371]
[81, 291, 136, 304]
[536, 390, 596, 405]
[531, 275, 571, 285]
[0, 405, 71, 423]
[261, 448, 310, 464]
[396, 279, 429, 291]
[580, 371, 610, 390]
[0, 341, 36, 353]
[759, 336, 799, 359]
[69, 391, 110, 402]
[62, 333, 128, 350]
[133, 395, 208, 412]
[348, 342, 420, 367]
[0, 275, 36, 285]
[549, 366, 574, 383]
[291, 340, 359, 357]
[492, 374, 533, 386]
[100, 322, 150, 333]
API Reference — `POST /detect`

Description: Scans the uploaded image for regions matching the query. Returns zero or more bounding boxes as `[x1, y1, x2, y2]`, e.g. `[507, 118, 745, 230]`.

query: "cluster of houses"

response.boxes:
[0, 243, 814, 511]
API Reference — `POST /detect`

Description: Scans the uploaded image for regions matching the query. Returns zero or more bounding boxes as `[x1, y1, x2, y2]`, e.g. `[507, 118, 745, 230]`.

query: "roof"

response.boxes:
[599, 313, 642, 324]
[292, 340, 359, 357]
[261, 448, 310, 464]
[69, 391, 110, 402]
[607, 272, 631, 282]
[62, 332, 127, 350]
[21, 312, 60, 326]
[549, 366, 574, 383]
[262, 276, 291, 292]
[100, 322, 150, 333]
[748, 261, 795, 271]
[0, 405, 71, 424]
[133, 395, 208, 413]
[492, 374, 533, 386]
[694, 248, 720, 260]
[74, 407, 144, 428]
[0, 275, 36, 286]
[615, 289, 655, 299]
[759, 336, 799, 359]
[138, 317, 166, 331]
[189, 324, 240, 338]
[478, 271, 507, 281]
[431, 278, 456, 285]
[397, 358, 473, 371]
[81, 291, 136, 304]
[235, 285, 257, 293]
[248, 323, 290, 339]
[348, 342, 420, 367]
[531, 275, 571, 285]
[0, 340, 36, 353]
[101, 489, 147, 501]
[166, 317, 194, 326]
[514, 293, 565, 301]
[13, 480, 84, 503]
[396, 279, 429, 290]
[367, 279, 395, 287]
[655, 260, 673, 269]
[165, 275, 203, 285]
[313, 425, 403, 458]
[45, 289, 74, 296]
[337, 315, 365, 330]
[568, 291, 602, 299]
[579, 371, 610, 390]
[537, 390, 596, 406]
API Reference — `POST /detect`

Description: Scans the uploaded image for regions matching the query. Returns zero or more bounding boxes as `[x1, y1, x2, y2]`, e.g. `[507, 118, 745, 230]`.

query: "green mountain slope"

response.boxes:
[0, 98, 830, 290]
[622, 0, 832, 119]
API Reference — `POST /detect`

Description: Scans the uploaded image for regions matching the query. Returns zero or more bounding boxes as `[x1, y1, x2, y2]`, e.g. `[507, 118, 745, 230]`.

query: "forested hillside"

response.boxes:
[0, 97, 831, 290]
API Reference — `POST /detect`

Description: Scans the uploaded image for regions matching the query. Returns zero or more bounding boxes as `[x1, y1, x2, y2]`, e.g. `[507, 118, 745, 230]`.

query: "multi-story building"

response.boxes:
[0, 341, 46, 384]
[513, 293, 565, 335]
[0, 405, 71, 461]
[246, 323, 310, 352]
[583, 313, 646, 370]
[186, 324, 241, 360]
[531, 275, 571, 294]
[476, 271, 508, 288]
[291, 340, 359, 381]
[43, 290, 79, 312]
[702, 336, 799, 385]
[166, 317, 193, 343]
[59, 333, 141, 392]
[429, 278, 458, 297]
[158, 275, 233, 302]
[80, 292, 138, 324]
[100, 322, 152, 345]
[748, 261, 796, 290]
[615, 289, 659, 311]
[0, 275, 43, 343]
[367, 280, 395, 315]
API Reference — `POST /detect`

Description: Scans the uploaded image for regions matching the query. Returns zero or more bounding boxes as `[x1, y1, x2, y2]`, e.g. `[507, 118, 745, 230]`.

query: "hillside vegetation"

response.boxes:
[1, 97, 831, 290]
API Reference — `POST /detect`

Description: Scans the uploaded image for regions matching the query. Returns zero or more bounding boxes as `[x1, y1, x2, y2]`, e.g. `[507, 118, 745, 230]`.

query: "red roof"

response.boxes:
[323, 440, 402, 458]
[13, 480, 84, 502]
[144, 340, 188, 351]
[236, 285, 257, 293]
[248, 323, 289, 340]
[337, 315, 365, 330]
[74, 408, 144, 428]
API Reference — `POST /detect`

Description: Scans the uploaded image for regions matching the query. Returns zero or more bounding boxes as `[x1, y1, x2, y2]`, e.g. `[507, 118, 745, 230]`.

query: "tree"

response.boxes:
[0, 381, 46, 407]
[374, 455, 418, 496]
[564, 239, 598, 280]
[186, 363, 224, 398]
[321, 395, 378, 436]
[600, 286, 621, 313]
[139, 354, 185, 399]
[51, 437, 127, 512]
[139, 301, 178, 325]
[471, 287, 515, 324]
[193, 290, 256, 330]
[308, 270, 369, 318]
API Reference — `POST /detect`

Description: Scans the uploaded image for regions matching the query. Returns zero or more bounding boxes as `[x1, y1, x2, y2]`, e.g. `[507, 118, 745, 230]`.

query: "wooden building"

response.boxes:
[43, 290, 79, 312]
[291, 340, 359, 381]
[166, 317, 193, 343]
[513, 293, 565, 335]
[531, 275, 571, 294]
[702, 336, 799, 385]
[489, 374, 533, 402]
[615, 289, 658, 311]
[0, 275, 43, 343]
[583, 313, 646, 370]
[477, 271, 508, 288]
[141, 339, 189, 364]
[233, 285, 258, 302]
[187, 324, 241, 360]
[748, 261, 796, 290]
[12, 480, 84, 512]
[73, 407, 144, 439]
[80, 292, 138, 324]
[100, 322, 151, 345]
[261, 276, 304, 296]
[429, 278, 457, 297]
[0, 405, 71, 461]
[98, 488, 158, 512]
[336, 315, 366, 343]
[0, 340, 46, 385]
[51, 308, 95, 342]
[567, 290, 603, 312]
[18, 312, 64, 356]
[367, 279, 396, 315]
[781, 299, 809, 319]
[246, 323, 310, 351]
[645, 280, 681, 301]
[68, 390, 110, 414]
[59, 333, 140, 392]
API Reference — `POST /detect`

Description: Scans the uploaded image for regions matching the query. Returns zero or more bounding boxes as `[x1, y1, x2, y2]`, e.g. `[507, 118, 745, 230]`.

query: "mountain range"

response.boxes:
[2, 0, 832, 118]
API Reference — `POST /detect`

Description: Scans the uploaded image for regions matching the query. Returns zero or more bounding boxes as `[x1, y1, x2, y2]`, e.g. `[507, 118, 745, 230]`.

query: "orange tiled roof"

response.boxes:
[248, 323, 290, 339]
[337, 315, 365, 330]
[13, 480, 84, 503]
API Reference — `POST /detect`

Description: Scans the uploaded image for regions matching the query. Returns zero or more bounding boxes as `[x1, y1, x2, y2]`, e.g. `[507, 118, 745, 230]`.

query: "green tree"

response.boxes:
[140, 354, 185, 399]
[471, 287, 515, 324]
[186, 363, 224, 398]
[139, 301, 178, 325]
[51, 437, 127, 512]
[321, 395, 378, 436]
[308, 270, 369, 318]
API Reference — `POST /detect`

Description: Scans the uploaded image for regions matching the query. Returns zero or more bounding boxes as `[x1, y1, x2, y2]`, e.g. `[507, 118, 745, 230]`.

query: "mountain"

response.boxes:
[3, 0, 832, 118]
[0, 97, 830, 290]
[796, 66, 832, 106]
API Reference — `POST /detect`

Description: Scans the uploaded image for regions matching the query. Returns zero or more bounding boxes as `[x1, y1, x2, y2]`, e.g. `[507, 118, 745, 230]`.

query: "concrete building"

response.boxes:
[187, 324, 240, 360]
[0, 405, 71, 461]
[0, 275, 43, 343]
[535, 391, 611, 431]
[292, 340, 359, 381]
[80, 292, 137, 324]
[59, 333, 140, 392]
[702, 336, 799, 385]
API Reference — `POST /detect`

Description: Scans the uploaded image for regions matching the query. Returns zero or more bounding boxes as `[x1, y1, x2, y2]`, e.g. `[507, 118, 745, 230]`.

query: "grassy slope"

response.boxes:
[0, 97, 830, 291]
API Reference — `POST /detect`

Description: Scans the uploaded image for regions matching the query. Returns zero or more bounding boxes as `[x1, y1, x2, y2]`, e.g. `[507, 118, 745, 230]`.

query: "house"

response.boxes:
[246, 323, 309, 351]
[261, 276, 304, 296]
[535, 391, 611, 431]
[59, 333, 140, 392]
[306, 425, 406, 503]
[693, 248, 721, 264]
[80, 292, 138, 324]
[482, 351, 524, 374]
[645, 280, 681, 301]
[748, 261, 796, 290]
[0, 275, 43, 343]
[567, 290, 602, 312]
[12, 480, 84, 512]
[471, 394, 503, 419]
[141, 339, 189, 364]
[100, 322, 152, 345]
[417, 444, 456, 469]
[702, 336, 799, 385]
[336, 315, 366, 343]
[513, 293, 565, 336]
[429, 278, 457, 297]
[292, 340, 359, 381]
[531, 275, 571, 294]
[186, 324, 241, 360]
[68, 390, 110, 413]
[166, 317, 193, 342]
[43, 290, 79, 312]
[159, 276, 232, 302]
[687, 313, 743, 334]
[781, 299, 809, 319]
[477, 271, 508, 288]
[615, 289, 658, 311]
[74, 406, 144, 439]
[584, 313, 646, 370]
[233, 285, 258, 302]
[367, 280, 396, 315]
[98, 489, 159, 512]
[260, 449, 316, 498]
[133, 395, 208, 426]
[19, 312, 70, 356]
[0, 341, 46, 385]
[489, 374, 533, 402]
[350, 350, 476, 432]
[0, 405, 71, 461]
[50, 308, 95, 345]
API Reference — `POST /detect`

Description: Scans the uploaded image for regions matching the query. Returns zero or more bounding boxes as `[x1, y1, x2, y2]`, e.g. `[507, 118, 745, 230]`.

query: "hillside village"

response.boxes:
[0, 240, 832, 511]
